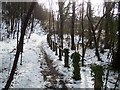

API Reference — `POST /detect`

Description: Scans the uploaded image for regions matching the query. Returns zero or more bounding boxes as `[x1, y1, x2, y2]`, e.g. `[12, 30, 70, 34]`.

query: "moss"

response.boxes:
[91, 64, 104, 76]
[71, 52, 81, 80]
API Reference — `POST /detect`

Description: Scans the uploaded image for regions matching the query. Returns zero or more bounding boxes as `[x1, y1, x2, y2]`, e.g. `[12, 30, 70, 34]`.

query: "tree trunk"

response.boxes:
[81, 1, 85, 66]
[58, 2, 64, 49]
[104, 2, 111, 49]
[71, 2, 76, 50]
[17, 20, 20, 46]
[92, 28, 101, 61]
[57, 14, 60, 35]
[3, 2, 36, 89]
[28, 13, 34, 39]
[11, 16, 14, 38]
[112, 1, 120, 70]
[87, 0, 93, 48]
[49, 11, 51, 33]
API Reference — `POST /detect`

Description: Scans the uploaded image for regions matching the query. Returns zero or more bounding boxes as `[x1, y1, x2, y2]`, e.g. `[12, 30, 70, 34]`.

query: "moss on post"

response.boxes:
[91, 64, 104, 90]
[64, 48, 69, 67]
[71, 52, 81, 80]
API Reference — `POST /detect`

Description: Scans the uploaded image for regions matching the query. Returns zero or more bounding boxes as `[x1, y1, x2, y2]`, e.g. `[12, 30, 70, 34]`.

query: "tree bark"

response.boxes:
[17, 20, 20, 46]
[87, 0, 93, 48]
[58, 2, 64, 49]
[104, 2, 111, 49]
[28, 13, 34, 39]
[81, 1, 85, 66]
[112, 1, 120, 70]
[71, 2, 76, 50]
[87, 2, 114, 61]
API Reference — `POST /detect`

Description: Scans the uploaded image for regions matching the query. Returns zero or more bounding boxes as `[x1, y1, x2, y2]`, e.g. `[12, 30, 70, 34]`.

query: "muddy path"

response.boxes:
[40, 47, 68, 89]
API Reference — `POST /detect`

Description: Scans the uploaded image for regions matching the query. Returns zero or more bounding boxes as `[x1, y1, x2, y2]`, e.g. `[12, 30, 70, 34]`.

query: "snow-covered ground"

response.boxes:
[42, 41, 93, 88]
[0, 20, 120, 89]
[0, 39, 17, 88]
[10, 33, 47, 88]
[44, 35, 120, 89]
[0, 22, 48, 89]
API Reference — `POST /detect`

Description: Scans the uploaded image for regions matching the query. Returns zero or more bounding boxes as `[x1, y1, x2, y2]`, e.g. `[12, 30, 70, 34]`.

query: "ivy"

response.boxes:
[71, 52, 81, 80]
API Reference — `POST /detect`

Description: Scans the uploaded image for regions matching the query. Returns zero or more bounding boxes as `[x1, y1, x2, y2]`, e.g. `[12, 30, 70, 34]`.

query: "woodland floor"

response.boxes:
[1, 22, 119, 89]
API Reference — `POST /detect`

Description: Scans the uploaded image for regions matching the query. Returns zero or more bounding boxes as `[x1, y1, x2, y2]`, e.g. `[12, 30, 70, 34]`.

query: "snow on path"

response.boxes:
[10, 33, 47, 88]
[0, 39, 17, 89]
[1, 30, 119, 89]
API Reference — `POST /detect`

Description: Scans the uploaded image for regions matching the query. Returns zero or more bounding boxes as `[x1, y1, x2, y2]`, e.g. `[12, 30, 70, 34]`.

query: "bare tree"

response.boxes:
[81, 1, 85, 66]
[71, 2, 76, 50]
[87, 2, 115, 61]
[87, 0, 93, 48]
[3, 2, 36, 89]
[104, 2, 113, 49]
[58, 1, 64, 48]
[112, 1, 120, 71]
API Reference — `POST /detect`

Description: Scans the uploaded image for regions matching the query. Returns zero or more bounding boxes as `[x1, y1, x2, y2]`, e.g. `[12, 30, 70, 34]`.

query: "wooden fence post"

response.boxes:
[50, 39, 52, 50]
[55, 43, 58, 55]
[71, 52, 81, 80]
[53, 41, 55, 51]
[91, 64, 104, 90]
[47, 34, 50, 46]
[47, 34, 48, 42]
[59, 46, 62, 61]
[64, 48, 69, 67]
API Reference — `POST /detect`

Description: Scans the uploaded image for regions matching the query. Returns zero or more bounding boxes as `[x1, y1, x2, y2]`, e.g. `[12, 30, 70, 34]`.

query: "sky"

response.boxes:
[0, 2, 1, 13]
[37, 0, 104, 16]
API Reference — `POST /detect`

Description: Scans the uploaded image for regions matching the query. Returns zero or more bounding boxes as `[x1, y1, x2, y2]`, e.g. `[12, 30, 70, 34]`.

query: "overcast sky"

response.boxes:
[37, 0, 104, 11]
[37, 0, 105, 17]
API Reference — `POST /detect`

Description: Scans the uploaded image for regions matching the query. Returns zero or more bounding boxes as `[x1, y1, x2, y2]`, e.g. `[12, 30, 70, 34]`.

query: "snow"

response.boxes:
[42, 38, 94, 88]
[43, 34, 120, 89]
[0, 39, 17, 88]
[0, 20, 120, 89]
[0, 21, 48, 89]
[11, 34, 46, 88]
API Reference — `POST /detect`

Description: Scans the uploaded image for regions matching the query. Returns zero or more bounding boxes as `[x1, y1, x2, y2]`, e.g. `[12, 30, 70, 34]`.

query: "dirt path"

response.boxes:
[8, 34, 47, 88]
[3, 33, 68, 89]
[41, 48, 68, 89]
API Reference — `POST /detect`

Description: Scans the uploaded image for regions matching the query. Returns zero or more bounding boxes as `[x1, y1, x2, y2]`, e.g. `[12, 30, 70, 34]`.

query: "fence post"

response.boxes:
[53, 41, 55, 51]
[47, 34, 50, 46]
[59, 46, 62, 61]
[64, 48, 69, 67]
[91, 64, 104, 90]
[55, 43, 58, 55]
[71, 52, 81, 80]
[47, 34, 48, 43]
[52, 40, 53, 51]
[50, 39, 52, 50]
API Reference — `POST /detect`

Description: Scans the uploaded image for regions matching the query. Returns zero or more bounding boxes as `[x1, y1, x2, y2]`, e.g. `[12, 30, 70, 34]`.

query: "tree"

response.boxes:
[34, 3, 49, 30]
[81, 1, 85, 66]
[87, 0, 93, 48]
[87, 2, 114, 61]
[104, 2, 112, 49]
[112, 1, 120, 71]
[71, 2, 76, 50]
[28, 12, 34, 39]
[0, 2, 1, 40]
[3, 2, 36, 89]
[58, 1, 64, 49]
[2, 2, 31, 40]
